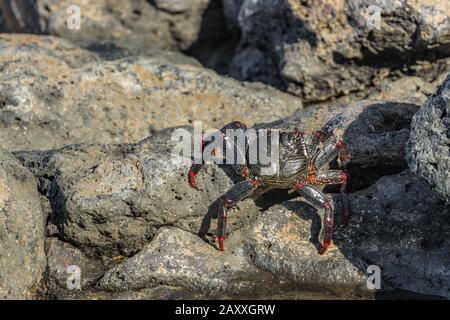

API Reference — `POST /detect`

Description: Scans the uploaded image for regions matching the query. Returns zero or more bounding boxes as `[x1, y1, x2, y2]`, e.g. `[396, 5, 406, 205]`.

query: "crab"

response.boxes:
[188, 121, 351, 255]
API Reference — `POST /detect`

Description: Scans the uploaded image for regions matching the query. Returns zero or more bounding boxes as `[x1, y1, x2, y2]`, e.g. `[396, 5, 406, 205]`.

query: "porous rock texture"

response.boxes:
[0, 0, 211, 51]
[226, 0, 450, 101]
[407, 74, 450, 202]
[16, 133, 262, 259]
[346, 171, 449, 297]
[0, 151, 46, 299]
[0, 34, 301, 151]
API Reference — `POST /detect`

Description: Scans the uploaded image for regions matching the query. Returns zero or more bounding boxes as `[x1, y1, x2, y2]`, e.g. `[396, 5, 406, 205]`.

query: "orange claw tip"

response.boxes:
[188, 170, 198, 189]
[318, 241, 331, 255]
[336, 139, 346, 149]
[217, 236, 225, 251]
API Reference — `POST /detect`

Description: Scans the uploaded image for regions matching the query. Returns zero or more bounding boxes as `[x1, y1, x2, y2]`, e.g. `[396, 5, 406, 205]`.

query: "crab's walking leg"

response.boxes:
[309, 170, 350, 224]
[312, 136, 346, 171]
[339, 170, 350, 224]
[307, 130, 326, 156]
[294, 183, 334, 255]
[216, 178, 260, 251]
[188, 121, 248, 188]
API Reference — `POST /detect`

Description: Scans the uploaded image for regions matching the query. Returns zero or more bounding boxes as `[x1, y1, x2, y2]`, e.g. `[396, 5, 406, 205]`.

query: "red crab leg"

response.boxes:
[312, 137, 346, 171]
[308, 170, 350, 224]
[188, 121, 248, 189]
[295, 183, 335, 255]
[340, 170, 350, 224]
[216, 178, 260, 251]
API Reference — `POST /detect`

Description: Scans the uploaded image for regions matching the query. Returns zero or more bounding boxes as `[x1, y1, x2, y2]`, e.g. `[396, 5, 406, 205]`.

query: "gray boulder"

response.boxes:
[0, 0, 211, 51]
[226, 0, 450, 101]
[0, 151, 46, 299]
[244, 203, 367, 296]
[45, 238, 104, 291]
[407, 74, 450, 202]
[98, 227, 262, 293]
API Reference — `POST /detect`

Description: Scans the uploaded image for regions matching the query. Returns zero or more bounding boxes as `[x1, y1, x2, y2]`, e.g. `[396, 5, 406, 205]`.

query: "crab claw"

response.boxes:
[188, 170, 198, 189]
[217, 236, 225, 251]
[318, 241, 332, 255]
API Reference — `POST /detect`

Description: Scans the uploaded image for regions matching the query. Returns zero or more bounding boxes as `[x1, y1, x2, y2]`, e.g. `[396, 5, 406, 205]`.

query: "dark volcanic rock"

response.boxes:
[343, 170, 449, 297]
[0, 151, 46, 299]
[226, 0, 450, 101]
[407, 74, 450, 202]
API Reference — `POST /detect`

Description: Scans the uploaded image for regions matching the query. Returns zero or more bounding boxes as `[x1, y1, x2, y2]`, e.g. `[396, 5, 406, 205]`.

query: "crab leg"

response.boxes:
[312, 136, 346, 170]
[216, 178, 260, 251]
[188, 121, 248, 189]
[339, 170, 350, 224]
[294, 183, 334, 255]
[307, 130, 326, 156]
[308, 170, 350, 224]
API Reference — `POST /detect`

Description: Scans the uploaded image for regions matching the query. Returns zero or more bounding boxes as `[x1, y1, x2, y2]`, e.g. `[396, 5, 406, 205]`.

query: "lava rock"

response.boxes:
[244, 203, 367, 296]
[45, 238, 104, 291]
[0, 34, 301, 151]
[0, 151, 46, 299]
[16, 132, 261, 258]
[97, 227, 261, 293]
[407, 74, 450, 202]
[227, 0, 450, 101]
[0, 0, 211, 51]
[343, 170, 450, 297]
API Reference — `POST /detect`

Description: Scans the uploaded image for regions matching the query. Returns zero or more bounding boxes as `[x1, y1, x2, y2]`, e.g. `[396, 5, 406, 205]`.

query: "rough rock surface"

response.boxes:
[0, 34, 301, 151]
[226, 0, 450, 101]
[45, 238, 104, 291]
[98, 227, 262, 293]
[0, 0, 212, 51]
[407, 75, 450, 201]
[16, 134, 262, 258]
[343, 170, 449, 297]
[244, 203, 367, 294]
[0, 151, 46, 299]
[11, 96, 450, 298]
